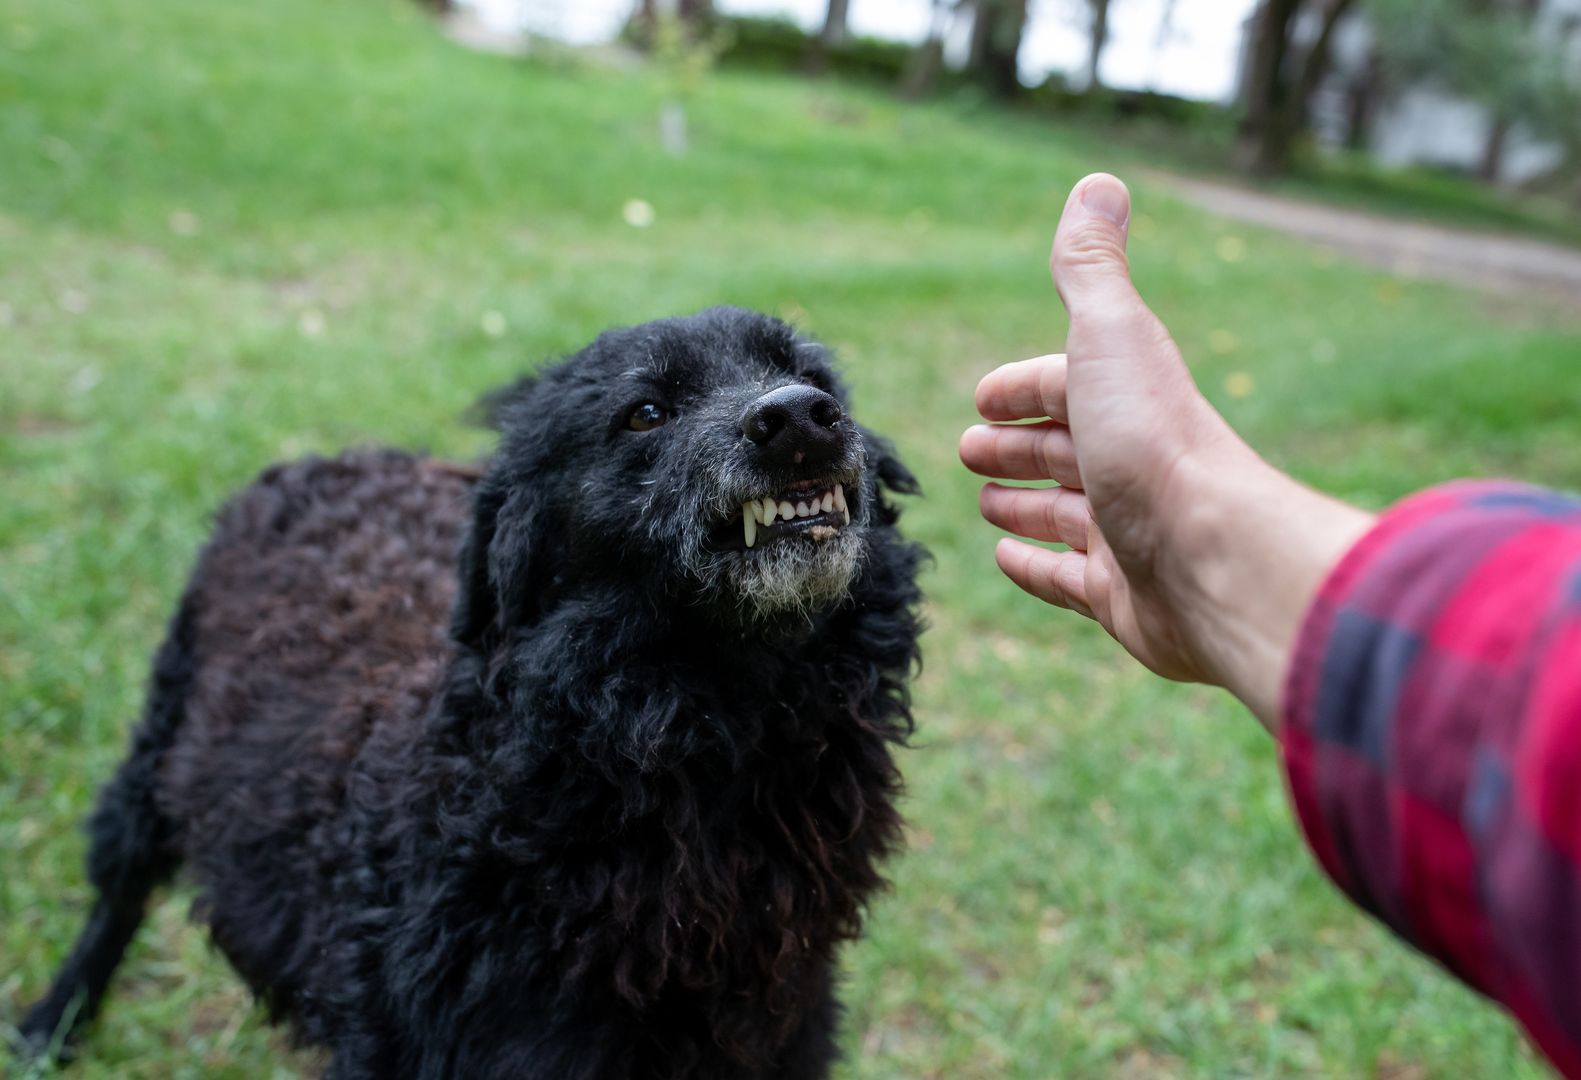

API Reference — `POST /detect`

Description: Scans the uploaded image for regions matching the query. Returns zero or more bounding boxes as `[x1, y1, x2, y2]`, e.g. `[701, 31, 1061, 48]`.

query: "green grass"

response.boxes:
[3, 1, 1579, 1077]
[1277, 152, 1581, 248]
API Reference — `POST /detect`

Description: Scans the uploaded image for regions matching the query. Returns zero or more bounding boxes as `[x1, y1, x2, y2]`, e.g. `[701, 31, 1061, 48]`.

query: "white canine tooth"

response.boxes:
[761, 497, 776, 525]
[821, 492, 834, 513]
[779, 500, 795, 520]
[746, 501, 760, 524]
[744, 507, 757, 548]
[796, 501, 810, 517]
[842, 507, 850, 526]
[833, 483, 847, 514]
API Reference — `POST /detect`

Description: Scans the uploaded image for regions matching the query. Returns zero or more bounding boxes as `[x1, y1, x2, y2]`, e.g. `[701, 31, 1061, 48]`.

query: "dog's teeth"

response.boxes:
[833, 483, 847, 515]
[796, 500, 809, 518]
[821, 491, 834, 513]
[778, 500, 795, 521]
[761, 497, 777, 525]
[744, 506, 757, 548]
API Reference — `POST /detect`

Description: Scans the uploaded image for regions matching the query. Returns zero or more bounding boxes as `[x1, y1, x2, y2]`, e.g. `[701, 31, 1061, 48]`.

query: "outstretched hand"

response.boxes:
[959, 174, 1374, 729]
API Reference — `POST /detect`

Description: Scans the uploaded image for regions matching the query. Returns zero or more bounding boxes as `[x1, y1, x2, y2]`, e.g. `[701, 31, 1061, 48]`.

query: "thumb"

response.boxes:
[1048, 174, 1216, 482]
[1050, 173, 1142, 315]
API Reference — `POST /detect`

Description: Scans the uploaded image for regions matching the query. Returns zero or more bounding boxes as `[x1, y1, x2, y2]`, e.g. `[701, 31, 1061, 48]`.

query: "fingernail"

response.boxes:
[1079, 176, 1129, 227]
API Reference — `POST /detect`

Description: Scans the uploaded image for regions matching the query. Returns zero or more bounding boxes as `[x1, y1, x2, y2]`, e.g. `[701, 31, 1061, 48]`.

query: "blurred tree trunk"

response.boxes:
[1236, 0, 1301, 162]
[1475, 0, 1542, 184]
[630, 0, 712, 48]
[899, 0, 951, 99]
[900, 38, 945, 97]
[1147, 0, 1179, 91]
[1086, 0, 1112, 91]
[1235, 0, 1357, 177]
[806, 0, 852, 74]
[1479, 117, 1510, 183]
[1342, 49, 1381, 150]
[630, 0, 658, 46]
[821, 0, 851, 44]
[966, 0, 1028, 99]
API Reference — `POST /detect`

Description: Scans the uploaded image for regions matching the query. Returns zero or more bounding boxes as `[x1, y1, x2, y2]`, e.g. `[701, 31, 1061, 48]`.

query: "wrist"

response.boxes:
[1165, 446, 1374, 731]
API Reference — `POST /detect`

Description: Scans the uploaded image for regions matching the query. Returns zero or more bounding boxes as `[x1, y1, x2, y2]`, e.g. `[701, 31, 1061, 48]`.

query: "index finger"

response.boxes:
[975, 354, 1068, 424]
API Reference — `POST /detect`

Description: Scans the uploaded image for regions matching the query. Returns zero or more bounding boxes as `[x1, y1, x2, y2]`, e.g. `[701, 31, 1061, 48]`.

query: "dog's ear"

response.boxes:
[452, 475, 506, 649]
[466, 373, 537, 431]
[862, 427, 920, 497]
[452, 470, 551, 650]
[857, 426, 919, 530]
[452, 377, 550, 650]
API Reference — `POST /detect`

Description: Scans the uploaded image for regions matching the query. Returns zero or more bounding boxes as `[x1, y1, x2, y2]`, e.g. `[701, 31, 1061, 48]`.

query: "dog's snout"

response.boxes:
[740, 385, 844, 464]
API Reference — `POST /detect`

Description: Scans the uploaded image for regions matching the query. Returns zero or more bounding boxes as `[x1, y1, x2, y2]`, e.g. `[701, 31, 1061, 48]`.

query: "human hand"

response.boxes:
[958, 174, 1373, 728]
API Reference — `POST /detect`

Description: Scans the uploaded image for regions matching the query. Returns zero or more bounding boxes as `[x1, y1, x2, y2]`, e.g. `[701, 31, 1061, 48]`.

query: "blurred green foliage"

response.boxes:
[719, 14, 925, 84]
[1371, 0, 1581, 150]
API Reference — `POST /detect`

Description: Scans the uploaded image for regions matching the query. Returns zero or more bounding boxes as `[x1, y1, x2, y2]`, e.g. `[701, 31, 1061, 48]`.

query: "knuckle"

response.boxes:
[1038, 365, 1066, 412]
[1068, 301, 1145, 344]
[1034, 561, 1064, 601]
[1034, 437, 1054, 478]
[1055, 494, 1083, 540]
[1041, 497, 1063, 536]
[1053, 222, 1129, 276]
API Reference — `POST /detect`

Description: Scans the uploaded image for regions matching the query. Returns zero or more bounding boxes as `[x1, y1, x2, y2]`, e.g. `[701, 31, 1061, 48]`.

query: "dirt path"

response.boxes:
[1155, 173, 1581, 305]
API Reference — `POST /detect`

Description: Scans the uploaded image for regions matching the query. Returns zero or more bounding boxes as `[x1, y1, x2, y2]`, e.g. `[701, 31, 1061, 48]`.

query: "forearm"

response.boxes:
[1161, 445, 1375, 732]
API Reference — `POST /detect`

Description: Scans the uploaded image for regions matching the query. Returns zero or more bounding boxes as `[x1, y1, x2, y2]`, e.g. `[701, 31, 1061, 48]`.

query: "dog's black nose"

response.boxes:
[741, 385, 844, 464]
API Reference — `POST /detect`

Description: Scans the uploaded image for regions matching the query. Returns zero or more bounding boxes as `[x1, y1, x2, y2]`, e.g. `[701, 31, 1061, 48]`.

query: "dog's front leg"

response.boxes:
[324, 1025, 405, 1080]
[769, 992, 842, 1080]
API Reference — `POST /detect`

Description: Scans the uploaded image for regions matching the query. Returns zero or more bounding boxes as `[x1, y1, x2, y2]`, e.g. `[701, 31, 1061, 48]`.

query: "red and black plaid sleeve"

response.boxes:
[1282, 481, 1581, 1077]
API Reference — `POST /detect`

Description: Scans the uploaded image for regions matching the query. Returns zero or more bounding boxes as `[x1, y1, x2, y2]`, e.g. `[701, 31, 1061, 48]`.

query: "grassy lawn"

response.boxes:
[3, 1, 1580, 1077]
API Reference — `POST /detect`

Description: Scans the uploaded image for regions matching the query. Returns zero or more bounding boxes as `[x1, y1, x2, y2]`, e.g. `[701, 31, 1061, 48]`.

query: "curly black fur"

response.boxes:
[19, 307, 925, 1079]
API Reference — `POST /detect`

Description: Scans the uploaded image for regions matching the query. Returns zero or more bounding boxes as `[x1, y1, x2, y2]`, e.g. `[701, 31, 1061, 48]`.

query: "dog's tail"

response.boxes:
[16, 597, 197, 1060]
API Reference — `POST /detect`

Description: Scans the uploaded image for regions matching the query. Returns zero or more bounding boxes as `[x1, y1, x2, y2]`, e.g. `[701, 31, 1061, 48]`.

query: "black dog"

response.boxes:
[18, 307, 924, 1078]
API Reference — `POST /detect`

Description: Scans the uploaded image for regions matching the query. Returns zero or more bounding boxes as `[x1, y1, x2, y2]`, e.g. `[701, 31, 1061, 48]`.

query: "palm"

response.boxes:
[1084, 541, 1205, 684]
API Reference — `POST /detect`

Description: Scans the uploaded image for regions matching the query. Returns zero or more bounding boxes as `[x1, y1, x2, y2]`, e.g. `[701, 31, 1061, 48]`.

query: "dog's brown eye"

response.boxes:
[627, 402, 669, 432]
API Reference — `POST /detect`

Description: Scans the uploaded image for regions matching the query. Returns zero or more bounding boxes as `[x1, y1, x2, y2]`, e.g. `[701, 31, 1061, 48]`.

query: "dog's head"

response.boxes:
[455, 307, 917, 644]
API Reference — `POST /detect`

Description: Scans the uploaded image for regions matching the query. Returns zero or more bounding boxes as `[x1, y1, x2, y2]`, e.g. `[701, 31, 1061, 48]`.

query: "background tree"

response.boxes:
[899, 0, 955, 98]
[1235, 0, 1359, 177]
[1473, 1, 1540, 184]
[821, 0, 851, 47]
[1551, 10, 1581, 207]
[1146, 0, 1180, 91]
[1084, 0, 1113, 91]
[965, 0, 1029, 99]
[1370, 0, 1564, 184]
[1338, 46, 1383, 151]
[635, 0, 657, 30]
[631, 0, 714, 46]
[806, 0, 852, 74]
